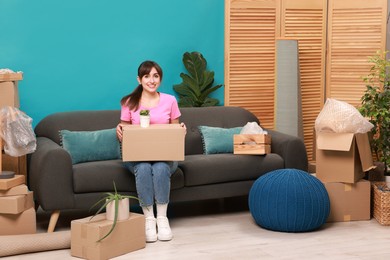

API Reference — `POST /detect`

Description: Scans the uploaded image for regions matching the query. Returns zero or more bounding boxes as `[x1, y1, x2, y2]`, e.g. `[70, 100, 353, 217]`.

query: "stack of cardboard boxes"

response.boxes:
[0, 175, 36, 235]
[0, 72, 27, 178]
[316, 132, 374, 222]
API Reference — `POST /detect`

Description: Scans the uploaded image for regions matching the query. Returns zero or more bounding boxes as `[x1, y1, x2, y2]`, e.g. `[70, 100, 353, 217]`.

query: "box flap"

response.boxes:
[317, 132, 355, 151]
[355, 133, 375, 171]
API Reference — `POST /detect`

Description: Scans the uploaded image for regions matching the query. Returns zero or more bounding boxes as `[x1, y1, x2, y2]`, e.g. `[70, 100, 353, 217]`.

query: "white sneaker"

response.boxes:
[145, 217, 157, 242]
[157, 216, 173, 241]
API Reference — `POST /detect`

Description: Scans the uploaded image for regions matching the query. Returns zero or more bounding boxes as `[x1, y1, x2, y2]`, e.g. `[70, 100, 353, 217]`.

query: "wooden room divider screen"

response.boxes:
[224, 0, 387, 161]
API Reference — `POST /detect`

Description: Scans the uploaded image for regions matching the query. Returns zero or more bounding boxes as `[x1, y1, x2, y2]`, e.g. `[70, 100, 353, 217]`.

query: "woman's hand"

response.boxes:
[116, 123, 124, 142]
[180, 122, 187, 134]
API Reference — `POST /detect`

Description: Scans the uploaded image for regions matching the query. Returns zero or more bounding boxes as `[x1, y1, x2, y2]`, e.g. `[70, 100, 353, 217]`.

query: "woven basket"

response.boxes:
[372, 182, 390, 225]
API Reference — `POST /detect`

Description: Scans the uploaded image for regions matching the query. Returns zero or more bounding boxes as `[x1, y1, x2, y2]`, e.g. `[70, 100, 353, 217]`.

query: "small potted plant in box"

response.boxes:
[90, 181, 139, 242]
[140, 109, 150, 128]
[359, 50, 390, 180]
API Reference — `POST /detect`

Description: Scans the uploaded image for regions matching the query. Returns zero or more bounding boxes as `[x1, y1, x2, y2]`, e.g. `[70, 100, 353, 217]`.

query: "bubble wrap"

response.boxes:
[315, 98, 374, 134]
[0, 106, 36, 156]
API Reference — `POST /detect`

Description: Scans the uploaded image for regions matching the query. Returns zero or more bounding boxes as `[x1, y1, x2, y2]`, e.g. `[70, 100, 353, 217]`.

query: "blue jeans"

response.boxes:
[124, 161, 178, 207]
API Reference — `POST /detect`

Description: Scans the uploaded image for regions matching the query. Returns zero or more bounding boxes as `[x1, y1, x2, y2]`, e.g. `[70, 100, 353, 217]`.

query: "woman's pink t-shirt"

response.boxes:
[120, 93, 181, 124]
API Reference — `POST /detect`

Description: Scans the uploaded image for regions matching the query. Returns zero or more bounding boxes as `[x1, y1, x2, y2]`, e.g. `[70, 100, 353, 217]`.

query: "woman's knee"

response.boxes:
[152, 162, 171, 176]
[133, 162, 152, 175]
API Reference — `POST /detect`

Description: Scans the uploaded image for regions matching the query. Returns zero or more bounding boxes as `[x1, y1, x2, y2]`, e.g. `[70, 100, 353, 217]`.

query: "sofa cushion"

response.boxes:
[73, 160, 185, 193]
[60, 128, 121, 164]
[179, 153, 284, 187]
[198, 126, 242, 154]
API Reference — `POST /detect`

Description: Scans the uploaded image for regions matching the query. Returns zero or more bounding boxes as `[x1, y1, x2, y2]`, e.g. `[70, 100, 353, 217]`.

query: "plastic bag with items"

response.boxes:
[0, 106, 36, 157]
[315, 98, 373, 134]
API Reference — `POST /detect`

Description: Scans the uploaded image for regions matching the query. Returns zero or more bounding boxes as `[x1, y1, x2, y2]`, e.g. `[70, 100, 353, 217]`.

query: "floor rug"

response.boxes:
[0, 231, 70, 257]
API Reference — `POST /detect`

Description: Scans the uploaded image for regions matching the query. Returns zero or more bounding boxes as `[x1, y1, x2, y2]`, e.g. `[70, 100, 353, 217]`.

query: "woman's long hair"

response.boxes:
[120, 60, 163, 111]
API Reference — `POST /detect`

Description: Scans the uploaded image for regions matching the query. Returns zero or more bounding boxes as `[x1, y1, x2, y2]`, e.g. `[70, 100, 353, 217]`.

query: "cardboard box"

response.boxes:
[324, 179, 371, 222]
[0, 175, 25, 190]
[0, 81, 20, 108]
[0, 207, 36, 235]
[316, 132, 375, 183]
[71, 213, 145, 260]
[0, 184, 29, 196]
[233, 134, 271, 155]
[0, 72, 23, 82]
[122, 124, 185, 161]
[0, 191, 34, 214]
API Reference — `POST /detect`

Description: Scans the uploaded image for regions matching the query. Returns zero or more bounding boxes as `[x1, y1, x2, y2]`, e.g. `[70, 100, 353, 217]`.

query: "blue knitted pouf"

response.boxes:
[249, 169, 330, 232]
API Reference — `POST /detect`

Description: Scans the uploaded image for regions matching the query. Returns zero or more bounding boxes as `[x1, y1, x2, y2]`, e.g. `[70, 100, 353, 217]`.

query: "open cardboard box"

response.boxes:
[316, 132, 375, 183]
[122, 124, 185, 161]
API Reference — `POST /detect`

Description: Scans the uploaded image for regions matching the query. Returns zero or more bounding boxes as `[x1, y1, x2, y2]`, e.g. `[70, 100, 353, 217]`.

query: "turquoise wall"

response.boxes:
[0, 0, 225, 126]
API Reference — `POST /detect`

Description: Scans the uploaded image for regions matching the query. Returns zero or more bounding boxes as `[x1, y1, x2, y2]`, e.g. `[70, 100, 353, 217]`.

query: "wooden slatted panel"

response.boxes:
[281, 0, 327, 162]
[225, 0, 279, 129]
[326, 0, 387, 107]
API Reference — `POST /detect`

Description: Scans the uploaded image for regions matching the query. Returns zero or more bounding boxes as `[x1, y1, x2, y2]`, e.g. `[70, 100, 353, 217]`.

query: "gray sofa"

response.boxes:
[28, 106, 308, 231]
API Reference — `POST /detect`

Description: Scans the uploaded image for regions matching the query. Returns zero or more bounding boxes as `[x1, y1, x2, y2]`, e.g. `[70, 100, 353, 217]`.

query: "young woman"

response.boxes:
[116, 60, 185, 242]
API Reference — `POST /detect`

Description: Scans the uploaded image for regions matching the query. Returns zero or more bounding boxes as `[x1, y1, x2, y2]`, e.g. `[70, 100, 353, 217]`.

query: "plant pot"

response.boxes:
[106, 198, 129, 221]
[140, 115, 150, 128]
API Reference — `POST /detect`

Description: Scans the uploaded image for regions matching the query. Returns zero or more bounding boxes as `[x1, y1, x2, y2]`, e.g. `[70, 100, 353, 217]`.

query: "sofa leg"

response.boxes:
[47, 210, 60, 233]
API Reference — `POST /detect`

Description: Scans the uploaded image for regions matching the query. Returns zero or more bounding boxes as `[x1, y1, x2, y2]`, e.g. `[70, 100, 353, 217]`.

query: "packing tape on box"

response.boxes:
[343, 215, 351, 221]
[344, 183, 352, 192]
[81, 224, 88, 238]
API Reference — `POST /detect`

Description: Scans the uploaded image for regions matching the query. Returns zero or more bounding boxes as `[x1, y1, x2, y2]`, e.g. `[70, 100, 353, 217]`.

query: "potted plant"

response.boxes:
[139, 109, 150, 128]
[90, 181, 139, 242]
[173, 51, 223, 107]
[359, 50, 390, 179]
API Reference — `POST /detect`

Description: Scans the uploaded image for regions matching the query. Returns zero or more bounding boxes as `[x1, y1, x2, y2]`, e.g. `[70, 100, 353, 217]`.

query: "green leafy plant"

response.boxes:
[140, 109, 150, 116]
[90, 181, 139, 242]
[173, 51, 223, 107]
[359, 50, 390, 173]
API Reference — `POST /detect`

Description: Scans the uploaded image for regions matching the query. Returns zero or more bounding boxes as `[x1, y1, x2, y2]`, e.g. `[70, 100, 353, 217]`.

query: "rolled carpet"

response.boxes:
[0, 231, 70, 257]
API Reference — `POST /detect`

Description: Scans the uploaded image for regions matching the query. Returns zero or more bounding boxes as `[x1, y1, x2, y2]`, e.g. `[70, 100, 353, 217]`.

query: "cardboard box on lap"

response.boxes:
[122, 124, 185, 162]
[324, 179, 371, 222]
[316, 132, 375, 183]
[71, 213, 145, 260]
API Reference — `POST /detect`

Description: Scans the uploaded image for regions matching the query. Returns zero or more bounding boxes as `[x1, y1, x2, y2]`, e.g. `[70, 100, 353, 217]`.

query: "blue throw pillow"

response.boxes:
[198, 126, 243, 154]
[59, 128, 121, 164]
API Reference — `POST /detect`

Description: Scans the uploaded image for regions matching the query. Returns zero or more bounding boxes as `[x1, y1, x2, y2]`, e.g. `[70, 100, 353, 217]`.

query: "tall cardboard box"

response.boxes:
[122, 124, 185, 161]
[316, 132, 375, 183]
[324, 179, 371, 222]
[71, 213, 145, 260]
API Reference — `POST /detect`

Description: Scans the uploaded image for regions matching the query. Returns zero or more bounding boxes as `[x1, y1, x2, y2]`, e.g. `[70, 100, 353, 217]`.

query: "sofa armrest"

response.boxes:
[28, 137, 75, 211]
[266, 129, 308, 171]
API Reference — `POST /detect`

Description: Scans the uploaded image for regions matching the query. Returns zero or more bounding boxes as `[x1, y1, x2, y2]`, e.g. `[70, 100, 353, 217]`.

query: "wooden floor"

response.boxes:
[3, 196, 390, 260]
